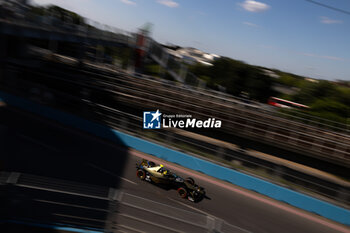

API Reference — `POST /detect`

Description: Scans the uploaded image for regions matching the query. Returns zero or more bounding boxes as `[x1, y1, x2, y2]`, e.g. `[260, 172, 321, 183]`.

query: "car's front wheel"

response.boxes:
[177, 187, 187, 198]
[136, 169, 146, 180]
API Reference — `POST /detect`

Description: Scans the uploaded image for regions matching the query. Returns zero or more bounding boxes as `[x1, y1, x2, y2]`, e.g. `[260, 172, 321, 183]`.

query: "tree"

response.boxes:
[190, 57, 274, 101]
[292, 80, 337, 105]
[311, 99, 349, 119]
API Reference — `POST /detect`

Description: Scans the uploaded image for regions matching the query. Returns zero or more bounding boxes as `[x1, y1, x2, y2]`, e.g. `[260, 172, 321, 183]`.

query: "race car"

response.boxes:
[136, 159, 206, 202]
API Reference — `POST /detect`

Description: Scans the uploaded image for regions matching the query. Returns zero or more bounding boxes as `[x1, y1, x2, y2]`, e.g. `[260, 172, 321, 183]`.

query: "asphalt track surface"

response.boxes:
[1, 106, 349, 233]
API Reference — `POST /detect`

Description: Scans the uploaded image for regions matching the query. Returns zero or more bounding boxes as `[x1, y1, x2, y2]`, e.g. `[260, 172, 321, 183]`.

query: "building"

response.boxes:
[163, 45, 220, 66]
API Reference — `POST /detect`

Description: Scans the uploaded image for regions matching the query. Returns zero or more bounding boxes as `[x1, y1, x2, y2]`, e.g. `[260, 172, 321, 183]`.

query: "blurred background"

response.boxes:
[0, 0, 349, 232]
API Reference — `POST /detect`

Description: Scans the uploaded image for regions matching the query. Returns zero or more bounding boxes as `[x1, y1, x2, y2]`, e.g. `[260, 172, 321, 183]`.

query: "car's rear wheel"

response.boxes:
[185, 177, 195, 185]
[177, 187, 187, 198]
[136, 169, 146, 180]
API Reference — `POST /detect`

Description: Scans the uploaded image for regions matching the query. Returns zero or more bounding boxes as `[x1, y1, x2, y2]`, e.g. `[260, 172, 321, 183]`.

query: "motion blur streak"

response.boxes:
[1, 107, 347, 233]
[130, 150, 350, 233]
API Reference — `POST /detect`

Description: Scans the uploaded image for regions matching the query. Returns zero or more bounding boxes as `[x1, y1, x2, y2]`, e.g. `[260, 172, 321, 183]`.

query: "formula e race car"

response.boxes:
[136, 159, 206, 202]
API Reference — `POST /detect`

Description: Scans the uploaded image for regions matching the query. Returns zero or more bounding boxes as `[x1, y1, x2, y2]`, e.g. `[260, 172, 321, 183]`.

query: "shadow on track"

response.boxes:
[0, 104, 129, 232]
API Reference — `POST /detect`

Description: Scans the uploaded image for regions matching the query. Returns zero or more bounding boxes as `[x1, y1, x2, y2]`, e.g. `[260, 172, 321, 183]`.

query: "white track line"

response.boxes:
[168, 198, 252, 233]
[34, 199, 108, 212]
[130, 150, 350, 233]
[18, 134, 60, 153]
[167, 197, 214, 217]
[87, 163, 138, 185]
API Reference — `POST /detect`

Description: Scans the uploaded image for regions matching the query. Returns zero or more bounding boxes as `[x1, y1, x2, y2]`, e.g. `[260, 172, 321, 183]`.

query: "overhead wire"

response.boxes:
[304, 0, 350, 15]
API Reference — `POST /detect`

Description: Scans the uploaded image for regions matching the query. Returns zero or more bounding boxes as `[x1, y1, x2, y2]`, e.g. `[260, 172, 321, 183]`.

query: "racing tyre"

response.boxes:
[185, 177, 195, 185]
[177, 187, 187, 198]
[136, 169, 146, 180]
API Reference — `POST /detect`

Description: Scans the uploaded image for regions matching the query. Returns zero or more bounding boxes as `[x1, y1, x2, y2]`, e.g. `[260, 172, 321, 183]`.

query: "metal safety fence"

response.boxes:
[0, 172, 248, 233]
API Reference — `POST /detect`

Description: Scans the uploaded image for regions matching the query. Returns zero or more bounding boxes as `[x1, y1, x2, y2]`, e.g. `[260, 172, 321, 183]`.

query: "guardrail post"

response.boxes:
[159, 50, 169, 77]
[337, 188, 350, 204]
[206, 216, 223, 233]
[6, 172, 21, 184]
[274, 165, 285, 178]
[96, 45, 105, 63]
[179, 64, 187, 81]
[216, 146, 226, 159]
[119, 116, 129, 130]
[5, 172, 21, 185]
[197, 79, 206, 89]
[48, 38, 57, 53]
[0, 35, 8, 59]
[105, 188, 123, 233]
[77, 42, 87, 67]
[0, 125, 7, 149]
[166, 131, 174, 144]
